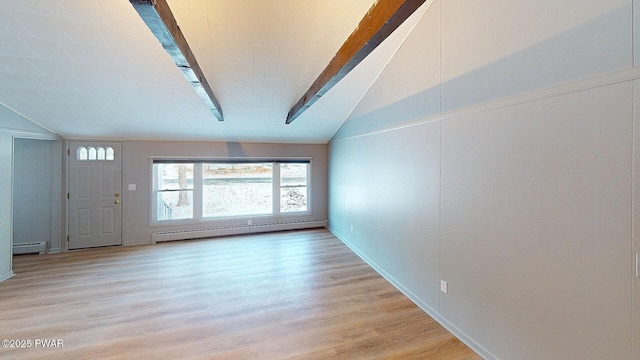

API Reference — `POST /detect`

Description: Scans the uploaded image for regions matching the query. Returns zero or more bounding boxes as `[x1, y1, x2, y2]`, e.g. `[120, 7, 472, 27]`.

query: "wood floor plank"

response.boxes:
[0, 229, 480, 359]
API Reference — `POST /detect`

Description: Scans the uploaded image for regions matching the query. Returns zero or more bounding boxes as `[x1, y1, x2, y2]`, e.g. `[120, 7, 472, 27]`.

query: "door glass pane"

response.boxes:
[105, 147, 114, 160]
[76, 147, 88, 160]
[97, 147, 105, 160]
[203, 163, 272, 217]
[88, 147, 97, 160]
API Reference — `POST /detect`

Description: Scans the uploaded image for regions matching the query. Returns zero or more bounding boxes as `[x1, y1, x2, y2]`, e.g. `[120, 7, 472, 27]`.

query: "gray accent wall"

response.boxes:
[329, 0, 638, 359]
[13, 138, 62, 252]
[633, 79, 640, 360]
[120, 140, 327, 245]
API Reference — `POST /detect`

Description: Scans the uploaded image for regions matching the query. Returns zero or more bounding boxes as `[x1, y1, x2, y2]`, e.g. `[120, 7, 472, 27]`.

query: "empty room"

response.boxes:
[1, 0, 639, 359]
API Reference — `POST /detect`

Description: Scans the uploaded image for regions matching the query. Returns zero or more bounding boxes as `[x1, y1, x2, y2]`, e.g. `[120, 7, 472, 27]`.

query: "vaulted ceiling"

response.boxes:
[0, 0, 428, 143]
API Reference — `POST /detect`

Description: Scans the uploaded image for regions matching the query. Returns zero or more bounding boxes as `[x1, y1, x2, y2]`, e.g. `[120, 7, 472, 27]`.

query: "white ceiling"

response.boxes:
[0, 0, 427, 143]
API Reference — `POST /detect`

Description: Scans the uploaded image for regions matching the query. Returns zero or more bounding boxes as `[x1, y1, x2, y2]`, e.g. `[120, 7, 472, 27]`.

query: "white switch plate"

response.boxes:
[440, 280, 448, 294]
[128, 184, 136, 191]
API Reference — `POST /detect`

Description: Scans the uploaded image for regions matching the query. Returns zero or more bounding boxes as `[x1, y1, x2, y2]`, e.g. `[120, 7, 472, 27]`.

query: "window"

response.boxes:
[76, 146, 115, 161]
[152, 160, 310, 223]
[155, 163, 194, 221]
[280, 163, 308, 213]
[203, 163, 272, 218]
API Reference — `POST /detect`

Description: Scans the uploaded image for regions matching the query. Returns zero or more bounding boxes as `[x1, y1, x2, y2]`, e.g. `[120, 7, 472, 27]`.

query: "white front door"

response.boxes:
[68, 141, 122, 249]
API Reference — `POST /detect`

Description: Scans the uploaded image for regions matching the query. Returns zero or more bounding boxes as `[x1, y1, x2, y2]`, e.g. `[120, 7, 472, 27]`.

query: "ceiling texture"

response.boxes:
[0, 0, 428, 143]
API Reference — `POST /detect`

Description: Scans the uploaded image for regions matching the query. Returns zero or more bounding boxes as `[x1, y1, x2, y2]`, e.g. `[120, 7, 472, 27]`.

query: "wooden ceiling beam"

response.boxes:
[286, 0, 426, 124]
[130, 0, 224, 121]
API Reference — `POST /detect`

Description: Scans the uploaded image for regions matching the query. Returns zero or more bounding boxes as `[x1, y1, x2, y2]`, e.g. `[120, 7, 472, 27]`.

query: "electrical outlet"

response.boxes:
[440, 280, 448, 294]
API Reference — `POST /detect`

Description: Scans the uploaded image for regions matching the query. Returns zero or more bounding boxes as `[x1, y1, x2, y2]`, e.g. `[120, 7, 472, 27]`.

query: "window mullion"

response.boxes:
[273, 162, 280, 215]
[193, 163, 203, 220]
[152, 162, 160, 222]
[306, 161, 311, 211]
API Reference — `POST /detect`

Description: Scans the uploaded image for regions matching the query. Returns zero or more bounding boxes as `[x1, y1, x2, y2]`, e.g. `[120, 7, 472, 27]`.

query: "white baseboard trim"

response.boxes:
[0, 271, 15, 283]
[152, 220, 327, 243]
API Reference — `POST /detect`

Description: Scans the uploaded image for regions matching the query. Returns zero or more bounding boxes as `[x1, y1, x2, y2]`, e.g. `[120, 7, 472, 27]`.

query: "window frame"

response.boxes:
[150, 157, 312, 226]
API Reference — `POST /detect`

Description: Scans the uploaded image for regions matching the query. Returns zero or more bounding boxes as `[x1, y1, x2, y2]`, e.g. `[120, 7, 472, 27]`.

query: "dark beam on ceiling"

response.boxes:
[130, 0, 224, 121]
[286, 0, 426, 124]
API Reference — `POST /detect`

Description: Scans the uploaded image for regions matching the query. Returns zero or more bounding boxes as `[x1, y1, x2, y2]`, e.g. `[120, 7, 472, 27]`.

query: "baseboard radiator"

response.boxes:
[152, 219, 327, 243]
[13, 241, 49, 255]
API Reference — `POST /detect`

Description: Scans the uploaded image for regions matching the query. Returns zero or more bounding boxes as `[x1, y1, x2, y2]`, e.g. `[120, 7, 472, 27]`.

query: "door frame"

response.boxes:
[65, 140, 123, 250]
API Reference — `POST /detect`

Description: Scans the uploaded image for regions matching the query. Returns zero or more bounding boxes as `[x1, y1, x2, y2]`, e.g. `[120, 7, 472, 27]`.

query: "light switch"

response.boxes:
[128, 184, 136, 191]
[440, 280, 448, 294]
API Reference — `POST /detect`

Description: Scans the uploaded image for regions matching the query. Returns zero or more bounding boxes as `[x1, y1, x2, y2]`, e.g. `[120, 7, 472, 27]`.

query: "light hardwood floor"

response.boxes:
[0, 229, 480, 359]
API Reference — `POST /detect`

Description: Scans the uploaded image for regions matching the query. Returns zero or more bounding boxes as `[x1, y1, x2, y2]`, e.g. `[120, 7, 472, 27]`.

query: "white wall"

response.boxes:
[0, 104, 59, 282]
[0, 132, 13, 282]
[120, 140, 327, 245]
[0, 104, 54, 135]
[329, 0, 638, 359]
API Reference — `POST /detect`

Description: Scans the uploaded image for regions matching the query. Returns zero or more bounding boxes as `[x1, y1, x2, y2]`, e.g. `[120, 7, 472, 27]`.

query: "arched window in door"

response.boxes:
[75, 146, 115, 161]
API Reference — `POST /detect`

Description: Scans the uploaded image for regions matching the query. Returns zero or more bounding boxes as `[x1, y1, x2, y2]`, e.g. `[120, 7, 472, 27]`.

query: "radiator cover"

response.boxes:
[152, 219, 327, 243]
[13, 241, 49, 255]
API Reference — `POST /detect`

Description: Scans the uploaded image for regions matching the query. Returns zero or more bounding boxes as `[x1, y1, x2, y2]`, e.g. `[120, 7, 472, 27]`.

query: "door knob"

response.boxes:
[115, 199, 121, 204]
